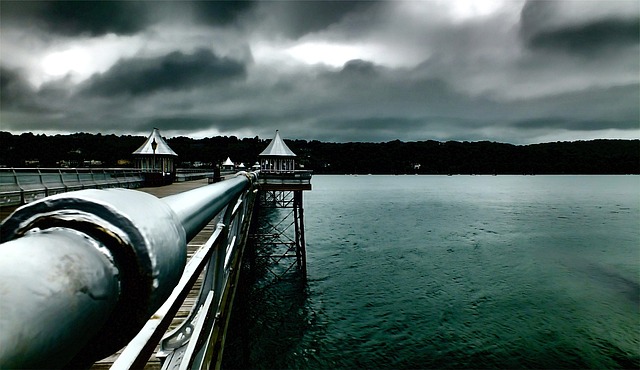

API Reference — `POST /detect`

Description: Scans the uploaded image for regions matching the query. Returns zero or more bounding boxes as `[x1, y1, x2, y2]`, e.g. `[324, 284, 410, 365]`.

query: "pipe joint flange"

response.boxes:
[0, 188, 187, 363]
[235, 170, 258, 186]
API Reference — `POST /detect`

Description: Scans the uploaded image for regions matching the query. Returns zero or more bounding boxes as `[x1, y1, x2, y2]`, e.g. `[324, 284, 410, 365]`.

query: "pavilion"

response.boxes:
[258, 130, 297, 173]
[132, 128, 178, 185]
[222, 157, 235, 171]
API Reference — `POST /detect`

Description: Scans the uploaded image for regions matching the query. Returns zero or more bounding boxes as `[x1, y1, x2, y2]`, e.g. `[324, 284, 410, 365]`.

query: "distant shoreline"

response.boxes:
[1, 132, 638, 175]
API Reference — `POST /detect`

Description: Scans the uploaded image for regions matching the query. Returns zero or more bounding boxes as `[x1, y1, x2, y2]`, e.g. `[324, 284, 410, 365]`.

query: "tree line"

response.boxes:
[1, 131, 638, 175]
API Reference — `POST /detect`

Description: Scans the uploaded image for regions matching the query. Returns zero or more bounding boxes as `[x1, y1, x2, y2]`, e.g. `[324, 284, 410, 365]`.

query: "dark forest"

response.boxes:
[1, 131, 638, 175]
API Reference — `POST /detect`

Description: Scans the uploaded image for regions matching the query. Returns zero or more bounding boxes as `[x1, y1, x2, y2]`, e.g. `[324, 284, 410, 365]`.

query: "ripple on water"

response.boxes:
[223, 175, 640, 369]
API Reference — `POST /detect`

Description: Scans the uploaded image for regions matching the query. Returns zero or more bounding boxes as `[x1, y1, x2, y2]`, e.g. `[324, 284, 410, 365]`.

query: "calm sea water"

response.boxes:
[224, 175, 639, 369]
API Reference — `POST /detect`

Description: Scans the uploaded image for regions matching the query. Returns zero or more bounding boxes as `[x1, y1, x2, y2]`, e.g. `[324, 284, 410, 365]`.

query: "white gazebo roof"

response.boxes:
[223, 157, 234, 166]
[259, 130, 296, 157]
[132, 128, 178, 156]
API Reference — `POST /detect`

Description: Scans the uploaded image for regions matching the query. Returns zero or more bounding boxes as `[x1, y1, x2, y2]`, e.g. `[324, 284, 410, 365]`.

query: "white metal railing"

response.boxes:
[112, 175, 257, 370]
[0, 168, 144, 206]
[175, 168, 214, 182]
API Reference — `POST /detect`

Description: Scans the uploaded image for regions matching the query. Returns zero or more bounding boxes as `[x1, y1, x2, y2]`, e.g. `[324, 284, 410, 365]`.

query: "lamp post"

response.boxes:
[151, 138, 157, 173]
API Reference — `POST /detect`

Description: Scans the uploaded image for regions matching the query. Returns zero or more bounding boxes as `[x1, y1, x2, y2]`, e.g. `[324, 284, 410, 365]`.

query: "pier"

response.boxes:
[90, 178, 219, 369]
[0, 133, 312, 369]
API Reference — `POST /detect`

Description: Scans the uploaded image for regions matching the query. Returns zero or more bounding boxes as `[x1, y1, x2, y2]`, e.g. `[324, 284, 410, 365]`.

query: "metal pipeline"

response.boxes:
[163, 171, 257, 241]
[0, 172, 257, 368]
[0, 228, 120, 369]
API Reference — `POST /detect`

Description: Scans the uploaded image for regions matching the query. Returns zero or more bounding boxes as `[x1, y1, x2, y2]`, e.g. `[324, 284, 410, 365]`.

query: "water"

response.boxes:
[224, 175, 639, 369]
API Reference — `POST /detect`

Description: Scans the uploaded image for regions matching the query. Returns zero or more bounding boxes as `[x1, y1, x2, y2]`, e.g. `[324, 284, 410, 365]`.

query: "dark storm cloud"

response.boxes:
[1, 1, 638, 144]
[81, 49, 247, 97]
[520, 1, 640, 54]
[340, 59, 378, 75]
[525, 18, 640, 54]
[0, 67, 29, 109]
[147, 113, 292, 137]
[0, 67, 57, 114]
[0, 1, 149, 36]
[126, 56, 637, 142]
[319, 117, 429, 132]
[514, 118, 635, 131]
[147, 116, 215, 132]
[258, 1, 374, 38]
[320, 60, 465, 109]
[509, 83, 640, 128]
[192, 1, 256, 26]
[313, 117, 432, 142]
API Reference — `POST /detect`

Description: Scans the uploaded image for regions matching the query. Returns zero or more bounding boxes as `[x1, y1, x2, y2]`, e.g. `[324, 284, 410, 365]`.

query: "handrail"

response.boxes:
[0, 171, 259, 369]
[164, 172, 257, 241]
[175, 169, 215, 182]
[0, 168, 145, 206]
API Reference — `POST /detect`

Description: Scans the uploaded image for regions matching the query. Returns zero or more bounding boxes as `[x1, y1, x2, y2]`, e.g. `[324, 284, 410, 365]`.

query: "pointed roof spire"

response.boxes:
[223, 157, 234, 166]
[132, 128, 178, 156]
[259, 130, 296, 157]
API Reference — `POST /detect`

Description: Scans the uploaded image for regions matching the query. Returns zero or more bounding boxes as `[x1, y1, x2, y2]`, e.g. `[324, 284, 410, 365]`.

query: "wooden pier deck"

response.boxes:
[93, 178, 219, 369]
[0, 178, 222, 369]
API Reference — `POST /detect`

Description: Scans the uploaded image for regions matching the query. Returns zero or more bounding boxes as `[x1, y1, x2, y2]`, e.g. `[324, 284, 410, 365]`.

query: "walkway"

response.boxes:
[90, 178, 214, 369]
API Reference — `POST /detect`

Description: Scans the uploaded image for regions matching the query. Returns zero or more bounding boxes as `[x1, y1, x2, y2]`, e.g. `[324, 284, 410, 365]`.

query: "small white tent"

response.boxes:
[222, 157, 234, 171]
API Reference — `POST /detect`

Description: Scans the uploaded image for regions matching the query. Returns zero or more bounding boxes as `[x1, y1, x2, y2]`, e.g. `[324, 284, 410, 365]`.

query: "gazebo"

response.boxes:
[259, 130, 296, 173]
[132, 128, 178, 185]
[222, 157, 235, 171]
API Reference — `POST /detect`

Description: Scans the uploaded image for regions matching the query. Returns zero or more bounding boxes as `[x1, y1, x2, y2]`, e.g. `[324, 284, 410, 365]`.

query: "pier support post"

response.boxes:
[253, 188, 308, 280]
[293, 190, 307, 274]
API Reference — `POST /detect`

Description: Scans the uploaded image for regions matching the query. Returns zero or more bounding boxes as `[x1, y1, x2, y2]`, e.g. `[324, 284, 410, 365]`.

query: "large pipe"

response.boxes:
[163, 172, 256, 241]
[0, 172, 257, 368]
[0, 229, 120, 368]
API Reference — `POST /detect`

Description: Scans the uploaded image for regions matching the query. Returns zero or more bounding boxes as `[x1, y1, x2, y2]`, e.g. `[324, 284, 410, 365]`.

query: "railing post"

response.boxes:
[37, 168, 47, 197]
[74, 168, 82, 188]
[58, 168, 68, 192]
[10, 168, 24, 205]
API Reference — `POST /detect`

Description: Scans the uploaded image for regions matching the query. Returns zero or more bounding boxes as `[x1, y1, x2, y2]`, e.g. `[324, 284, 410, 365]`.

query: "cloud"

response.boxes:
[0, 66, 65, 114]
[81, 49, 247, 97]
[519, 83, 640, 127]
[313, 117, 432, 142]
[0, 1, 638, 144]
[0, 67, 30, 110]
[340, 59, 378, 75]
[3, 52, 637, 143]
[513, 118, 634, 131]
[520, 0, 640, 54]
[0, 1, 257, 37]
[524, 17, 639, 55]
[191, 1, 256, 26]
[0, 1, 149, 36]
[253, 1, 375, 39]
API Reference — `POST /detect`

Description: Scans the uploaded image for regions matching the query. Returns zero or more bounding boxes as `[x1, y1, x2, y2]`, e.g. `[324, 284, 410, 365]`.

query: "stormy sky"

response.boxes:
[1, 1, 638, 143]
